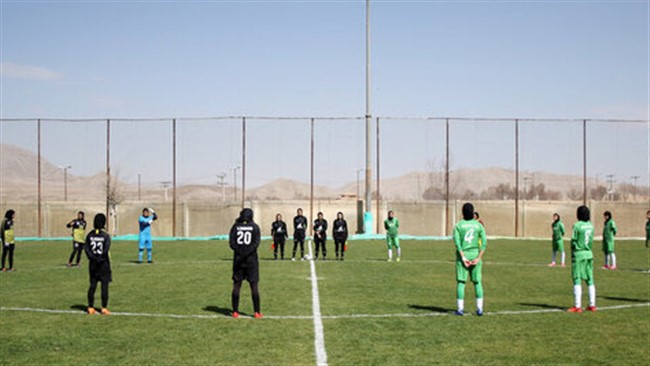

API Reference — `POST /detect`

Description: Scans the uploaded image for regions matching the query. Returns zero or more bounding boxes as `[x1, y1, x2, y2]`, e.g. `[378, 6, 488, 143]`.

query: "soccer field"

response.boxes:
[1, 238, 648, 365]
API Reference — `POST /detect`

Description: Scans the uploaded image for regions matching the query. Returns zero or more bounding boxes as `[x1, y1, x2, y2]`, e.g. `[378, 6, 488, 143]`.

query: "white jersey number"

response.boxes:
[584, 230, 592, 246]
[464, 229, 475, 244]
[90, 240, 103, 255]
[237, 230, 252, 245]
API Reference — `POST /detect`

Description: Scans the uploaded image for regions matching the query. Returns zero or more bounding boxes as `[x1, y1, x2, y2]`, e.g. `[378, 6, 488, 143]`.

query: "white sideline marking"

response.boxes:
[1, 302, 648, 320]
[308, 239, 328, 366]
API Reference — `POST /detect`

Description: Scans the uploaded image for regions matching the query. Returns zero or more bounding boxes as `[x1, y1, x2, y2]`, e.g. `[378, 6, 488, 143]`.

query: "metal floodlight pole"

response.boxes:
[376, 117, 381, 233]
[364, 0, 373, 230]
[310, 118, 315, 237]
[37, 119, 42, 237]
[62, 165, 71, 201]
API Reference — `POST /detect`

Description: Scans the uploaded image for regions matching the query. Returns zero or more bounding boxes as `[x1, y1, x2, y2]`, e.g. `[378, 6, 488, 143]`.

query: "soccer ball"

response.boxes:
[303, 255, 311, 261]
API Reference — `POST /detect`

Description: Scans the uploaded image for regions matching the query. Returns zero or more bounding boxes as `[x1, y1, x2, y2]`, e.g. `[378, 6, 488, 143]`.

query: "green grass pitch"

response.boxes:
[1, 238, 648, 365]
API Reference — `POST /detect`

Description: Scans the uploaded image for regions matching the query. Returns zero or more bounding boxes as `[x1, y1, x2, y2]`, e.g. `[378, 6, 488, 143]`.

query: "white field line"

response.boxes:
[308, 239, 328, 366]
[1, 302, 648, 321]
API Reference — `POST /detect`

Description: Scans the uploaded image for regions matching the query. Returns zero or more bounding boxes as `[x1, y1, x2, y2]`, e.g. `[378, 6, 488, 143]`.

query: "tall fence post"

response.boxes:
[376, 117, 381, 234]
[310, 118, 315, 237]
[242, 117, 246, 208]
[105, 119, 111, 230]
[583, 119, 587, 206]
[37, 119, 42, 237]
[172, 118, 177, 237]
[445, 118, 450, 237]
[514, 119, 519, 238]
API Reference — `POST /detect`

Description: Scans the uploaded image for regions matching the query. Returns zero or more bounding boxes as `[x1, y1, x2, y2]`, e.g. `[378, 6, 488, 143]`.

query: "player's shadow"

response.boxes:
[407, 304, 453, 313]
[203, 306, 234, 316]
[599, 296, 649, 303]
[518, 302, 565, 310]
[70, 304, 88, 311]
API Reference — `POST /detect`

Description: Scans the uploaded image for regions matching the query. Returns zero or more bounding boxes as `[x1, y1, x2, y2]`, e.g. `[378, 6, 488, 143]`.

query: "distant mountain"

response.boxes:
[0, 143, 623, 202]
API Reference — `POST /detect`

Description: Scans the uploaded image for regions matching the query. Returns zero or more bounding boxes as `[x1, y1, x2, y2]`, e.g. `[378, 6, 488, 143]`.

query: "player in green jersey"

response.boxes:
[568, 205, 597, 313]
[384, 211, 400, 262]
[549, 213, 566, 267]
[452, 203, 487, 316]
[602, 211, 617, 270]
[646, 210, 650, 248]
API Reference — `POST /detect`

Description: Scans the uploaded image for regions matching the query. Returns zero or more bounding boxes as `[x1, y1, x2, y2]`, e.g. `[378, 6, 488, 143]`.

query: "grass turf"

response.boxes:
[1, 238, 648, 365]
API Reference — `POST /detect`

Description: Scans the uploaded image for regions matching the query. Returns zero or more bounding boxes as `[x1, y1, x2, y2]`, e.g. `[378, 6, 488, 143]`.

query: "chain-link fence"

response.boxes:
[1, 117, 648, 238]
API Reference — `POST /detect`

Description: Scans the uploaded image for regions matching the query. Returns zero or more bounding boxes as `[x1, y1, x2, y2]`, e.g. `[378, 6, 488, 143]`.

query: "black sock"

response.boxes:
[250, 282, 260, 313]
[88, 279, 98, 308]
[101, 282, 109, 308]
[232, 281, 242, 312]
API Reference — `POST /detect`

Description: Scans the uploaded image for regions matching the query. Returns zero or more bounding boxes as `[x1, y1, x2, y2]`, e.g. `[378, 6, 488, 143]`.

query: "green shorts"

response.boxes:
[571, 257, 594, 285]
[386, 235, 400, 249]
[456, 259, 482, 284]
[552, 240, 564, 252]
[602, 240, 615, 254]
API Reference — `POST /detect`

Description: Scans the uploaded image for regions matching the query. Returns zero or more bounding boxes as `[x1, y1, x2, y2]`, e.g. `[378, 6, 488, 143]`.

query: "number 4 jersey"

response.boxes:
[453, 220, 487, 260]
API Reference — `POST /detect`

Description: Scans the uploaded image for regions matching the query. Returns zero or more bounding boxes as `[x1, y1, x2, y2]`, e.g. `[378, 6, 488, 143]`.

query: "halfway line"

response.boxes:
[308, 239, 328, 366]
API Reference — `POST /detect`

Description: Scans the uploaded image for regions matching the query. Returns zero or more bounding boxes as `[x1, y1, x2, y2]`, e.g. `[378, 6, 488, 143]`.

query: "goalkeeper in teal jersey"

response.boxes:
[549, 213, 566, 267]
[602, 211, 618, 270]
[452, 203, 487, 316]
[568, 205, 597, 313]
[384, 211, 400, 262]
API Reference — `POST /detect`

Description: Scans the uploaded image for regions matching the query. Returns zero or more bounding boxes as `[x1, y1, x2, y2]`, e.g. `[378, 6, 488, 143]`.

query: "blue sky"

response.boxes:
[1, 0, 648, 188]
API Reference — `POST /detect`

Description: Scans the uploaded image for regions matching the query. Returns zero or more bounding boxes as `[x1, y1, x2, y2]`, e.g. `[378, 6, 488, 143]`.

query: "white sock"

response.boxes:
[588, 285, 596, 307]
[388, 249, 392, 260]
[605, 254, 610, 267]
[573, 285, 582, 308]
[397, 247, 401, 258]
[561, 252, 565, 265]
[611, 253, 616, 267]
[551, 251, 557, 263]
[476, 298, 484, 312]
[457, 299, 464, 312]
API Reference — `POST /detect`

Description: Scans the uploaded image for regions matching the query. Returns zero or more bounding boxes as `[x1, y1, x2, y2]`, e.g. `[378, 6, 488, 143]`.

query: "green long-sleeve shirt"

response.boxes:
[384, 218, 399, 237]
[603, 219, 617, 245]
[552, 220, 565, 243]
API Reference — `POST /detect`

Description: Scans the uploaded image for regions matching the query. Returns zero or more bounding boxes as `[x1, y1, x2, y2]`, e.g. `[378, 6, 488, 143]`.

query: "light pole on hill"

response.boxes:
[60, 165, 72, 201]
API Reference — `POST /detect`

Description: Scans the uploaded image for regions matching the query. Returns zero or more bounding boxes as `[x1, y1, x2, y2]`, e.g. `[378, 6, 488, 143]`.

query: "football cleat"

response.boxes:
[476, 309, 484, 316]
[254, 312, 263, 319]
[291, 257, 296, 262]
[586, 306, 597, 312]
[67, 263, 73, 268]
[601, 265, 609, 270]
[232, 311, 240, 319]
[396, 257, 401, 262]
[87, 307, 97, 315]
[100, 308, 111, 315]
[0, 268, 5, 272]
[454, 310, 464, 316]
[609, 266, 617, 270]
[567, 307, 583, 313]
[548, 262, 556, 267]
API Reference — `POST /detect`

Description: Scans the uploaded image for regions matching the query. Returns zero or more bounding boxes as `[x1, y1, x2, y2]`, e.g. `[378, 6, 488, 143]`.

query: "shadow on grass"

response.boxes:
[407, 304, 452, 313]
[203, 306, 234, 316]
[599, 296, 650, 303]
[70, 304, 88, 311]
[518, 303, 565, 310]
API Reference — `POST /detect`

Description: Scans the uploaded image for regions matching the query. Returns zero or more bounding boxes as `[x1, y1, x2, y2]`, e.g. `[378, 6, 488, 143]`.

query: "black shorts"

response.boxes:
[73, 241, 84, 250]
[273, 237, 286, 245]
[232, 254, 259, 283]
[294, 232, 305, 241]
[89, 261, 112, 283]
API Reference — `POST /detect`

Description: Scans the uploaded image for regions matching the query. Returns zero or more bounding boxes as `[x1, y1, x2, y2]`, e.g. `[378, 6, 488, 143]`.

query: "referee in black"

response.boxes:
[229, 208, 262, 319]
[84, 213, 112, 315]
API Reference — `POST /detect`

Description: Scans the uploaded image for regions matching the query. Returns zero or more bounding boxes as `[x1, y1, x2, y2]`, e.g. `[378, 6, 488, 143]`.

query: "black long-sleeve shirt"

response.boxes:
[271, 220, 289, 240]
[84, 229, 111, 264]
[314, 219, 328, 239]
[333, 219, 348, 241]
[293, 215, 308, 235]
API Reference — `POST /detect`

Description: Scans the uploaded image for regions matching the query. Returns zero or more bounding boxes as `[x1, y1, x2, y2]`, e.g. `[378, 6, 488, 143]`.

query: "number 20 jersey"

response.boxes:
[229, 221, 261, 258]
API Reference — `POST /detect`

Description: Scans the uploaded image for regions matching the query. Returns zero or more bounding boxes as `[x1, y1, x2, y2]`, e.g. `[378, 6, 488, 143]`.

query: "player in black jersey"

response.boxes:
[271, 213, 288, 260]
[292, 208, 308, 261]
[332, 212, 349, 261]
[229, 208, 263, 319]
[313, 212, 328, 260]
[84, 213, 112, 315]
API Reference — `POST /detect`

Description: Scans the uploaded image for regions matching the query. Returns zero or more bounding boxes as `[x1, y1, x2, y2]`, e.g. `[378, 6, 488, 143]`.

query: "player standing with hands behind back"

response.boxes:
[292, 208, 308, 261]
[384, 210, 400, 262]
[602, 211, 617, 270]
[85, 213, 112, 315]
[453, 203, 487, 316]
[138, 208, 157, 263]
[229, 208, 263, 319]
[271, 213, 288, 260]
[313, 212, 328, 260]
[568, 205, 597, 313]
[332, 212, 348, 261]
